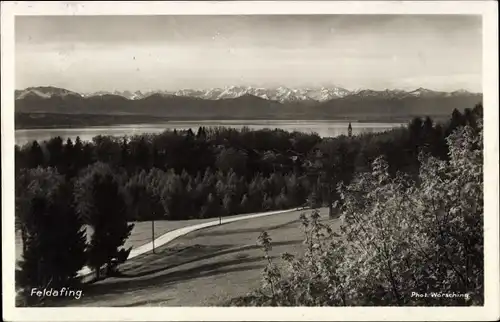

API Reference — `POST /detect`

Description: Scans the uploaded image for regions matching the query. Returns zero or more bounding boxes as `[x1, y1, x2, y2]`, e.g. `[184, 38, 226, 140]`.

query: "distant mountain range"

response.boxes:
[16, 85, 479, 103]
[14, 86, 482, 124]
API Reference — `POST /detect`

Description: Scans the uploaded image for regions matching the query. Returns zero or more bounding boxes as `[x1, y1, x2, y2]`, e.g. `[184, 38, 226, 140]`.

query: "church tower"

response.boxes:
[348, 122, 352, 137]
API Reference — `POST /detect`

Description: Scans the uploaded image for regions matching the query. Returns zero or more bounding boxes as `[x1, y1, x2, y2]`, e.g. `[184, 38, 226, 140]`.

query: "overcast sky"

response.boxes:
[15, 15, 482, 93]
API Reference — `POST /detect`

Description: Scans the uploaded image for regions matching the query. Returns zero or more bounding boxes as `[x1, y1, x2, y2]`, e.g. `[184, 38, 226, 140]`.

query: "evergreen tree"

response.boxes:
[262, 193, 274, 211]
[186, 128, 195, 138]
[421, 116, 435, 153]
[72, 136, 85, 170]
[16, 168, 86, 305]
[28, 141, 45, 168]
[120, 137, 129, 169]
[46, 136, 64, 169]
[307, 190, 321, 209]
[305, 146, 344, 217]
[240, 194, 250, 213]
[132, 137, 151, 170]
[62, 138, 75, 177]
[473, 103, 483, 120]
[274, 188, 289, 209]
[223, 193, 235, 215]
[74, 163, 134, 279]
[82, 142, 95, 167]
[151, 143, 160, 169]
[15, 145, 26, 174]
[200, 192, 222, 218]
[196, 126, 207, 140]
[447, 108, 466, 137]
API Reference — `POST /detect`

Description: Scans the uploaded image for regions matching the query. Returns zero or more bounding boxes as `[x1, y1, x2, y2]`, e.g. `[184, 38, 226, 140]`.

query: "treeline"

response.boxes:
[15, 104, 483, 222]
[15, 103, 482, 305]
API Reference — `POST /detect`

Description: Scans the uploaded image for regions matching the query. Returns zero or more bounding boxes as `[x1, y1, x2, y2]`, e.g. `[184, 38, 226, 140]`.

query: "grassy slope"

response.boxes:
[15, 212, 277, 262]
[123, 211, 297, 250]
[53, 208, 338, 307]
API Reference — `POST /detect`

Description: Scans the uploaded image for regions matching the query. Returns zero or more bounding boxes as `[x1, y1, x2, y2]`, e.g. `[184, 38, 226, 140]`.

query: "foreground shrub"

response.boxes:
[231, 121, 483, 306]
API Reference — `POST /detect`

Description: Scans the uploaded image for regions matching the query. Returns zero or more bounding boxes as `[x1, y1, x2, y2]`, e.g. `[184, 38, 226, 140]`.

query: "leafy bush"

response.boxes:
[232, 121, 483, 306]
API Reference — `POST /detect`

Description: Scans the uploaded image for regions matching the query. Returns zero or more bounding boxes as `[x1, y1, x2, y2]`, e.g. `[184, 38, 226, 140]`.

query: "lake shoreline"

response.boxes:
[13, 112, 427, 131]
[15, 119, 385, 131]
[14, 120, 406, 147]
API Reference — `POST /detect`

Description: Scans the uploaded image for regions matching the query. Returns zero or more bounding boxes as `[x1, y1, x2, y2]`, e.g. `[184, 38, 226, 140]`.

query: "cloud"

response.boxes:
[15, 15, 482, 92]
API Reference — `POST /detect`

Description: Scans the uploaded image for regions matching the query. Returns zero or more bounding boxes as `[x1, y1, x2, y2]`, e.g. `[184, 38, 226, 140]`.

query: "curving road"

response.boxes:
[78, 207, 305, 279]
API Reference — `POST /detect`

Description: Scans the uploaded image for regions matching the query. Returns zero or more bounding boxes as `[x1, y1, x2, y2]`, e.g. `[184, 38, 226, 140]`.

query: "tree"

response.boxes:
[125, 171, 148, 220]
[81, 142, 95, 167]
[61, 138, 75, 177]
[15, 145, 27, 174]
[196, 126, 207, 140]
[215, 147, 248, 175]
[235, 117, 484, 306]
[159, 170, 185, 220]
[200, 193, 222, 219]
[446, 108, 466, 137]
[472, 103, 483, 121]
[120, 137, 130, 169]
[186, 128, 195, 138]
[240, 194, 250, 212]
[72, 136, 85, 170]
[306, 139, 354, 217]
[139, 169, 166, 220]
[130, 136, 151, 170]
[274, 188, 289, 209]
[306, 190, 321, 209]
[46, 136, 64, 169]
[421, 116, 434, 148]
[74, 163, 134, 279]
[407, 117, 424, 172]
[28, 141, 45, 168]
[16, 168, 86, 305]
[262, 193, 274, 211]
[223, 193, 235, 216]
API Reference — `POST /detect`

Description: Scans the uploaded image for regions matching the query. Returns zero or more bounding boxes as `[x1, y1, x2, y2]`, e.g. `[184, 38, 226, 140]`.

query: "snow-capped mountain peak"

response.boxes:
[16, 86, 82, 100]
[16, 86, 481, 103]
[408, 87, 438, 97]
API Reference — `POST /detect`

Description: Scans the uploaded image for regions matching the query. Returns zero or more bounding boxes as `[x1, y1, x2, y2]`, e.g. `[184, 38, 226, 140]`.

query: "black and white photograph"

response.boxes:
[2, 1, 499, 321]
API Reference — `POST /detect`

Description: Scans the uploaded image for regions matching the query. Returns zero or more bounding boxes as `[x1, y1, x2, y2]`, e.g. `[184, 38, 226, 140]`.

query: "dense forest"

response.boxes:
[15, 105, 481, 221]
[14, 103, 483, 305]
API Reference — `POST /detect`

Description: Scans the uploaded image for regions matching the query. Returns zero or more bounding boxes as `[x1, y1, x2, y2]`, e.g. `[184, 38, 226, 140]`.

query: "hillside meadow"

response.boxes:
[47, 208, 335, 307]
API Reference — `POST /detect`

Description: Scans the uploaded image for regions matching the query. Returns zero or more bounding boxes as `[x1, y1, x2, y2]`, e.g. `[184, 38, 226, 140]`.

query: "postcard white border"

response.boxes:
[2, 1, 499, 321]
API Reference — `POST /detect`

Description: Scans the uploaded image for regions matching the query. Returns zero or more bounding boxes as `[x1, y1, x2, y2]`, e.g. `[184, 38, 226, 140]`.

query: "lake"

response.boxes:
[15, 120, 405, 146]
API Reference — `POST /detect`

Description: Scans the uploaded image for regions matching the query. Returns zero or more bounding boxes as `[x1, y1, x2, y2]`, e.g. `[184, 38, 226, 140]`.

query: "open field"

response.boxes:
[53, 208, 338, 307]
[15, 219, 208, 262]
[15, 211, 289, 262]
